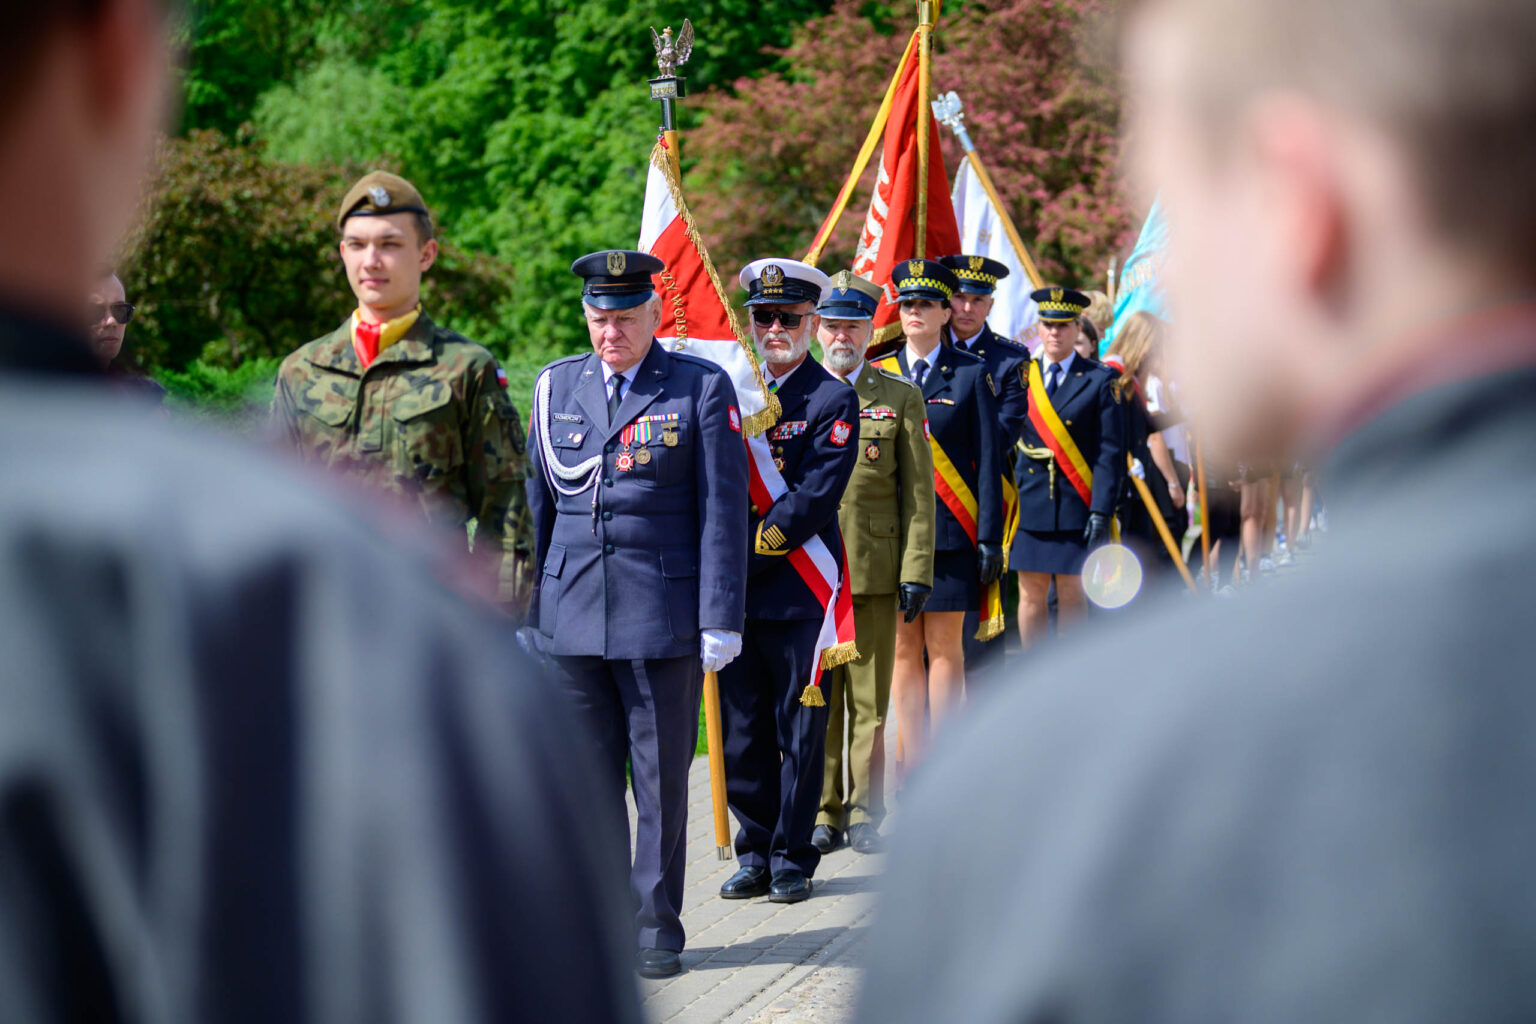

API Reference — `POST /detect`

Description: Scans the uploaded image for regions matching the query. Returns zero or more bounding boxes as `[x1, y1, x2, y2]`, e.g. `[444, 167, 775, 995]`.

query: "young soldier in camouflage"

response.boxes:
[273, 171, 532, 612]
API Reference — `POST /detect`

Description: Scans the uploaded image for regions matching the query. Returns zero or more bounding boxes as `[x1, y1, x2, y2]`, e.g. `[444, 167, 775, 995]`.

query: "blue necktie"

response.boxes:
[607, 373, 625, 425]
[1047, 363, 1061, 398]
[912, 358, 929, 386]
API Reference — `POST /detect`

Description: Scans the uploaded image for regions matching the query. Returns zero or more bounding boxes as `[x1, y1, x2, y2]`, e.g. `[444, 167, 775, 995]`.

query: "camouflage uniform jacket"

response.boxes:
[273, 311, 532, 608]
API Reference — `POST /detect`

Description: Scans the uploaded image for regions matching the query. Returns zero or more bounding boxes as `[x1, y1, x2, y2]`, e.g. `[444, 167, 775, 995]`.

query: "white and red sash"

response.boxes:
[745, 433, 857, 704]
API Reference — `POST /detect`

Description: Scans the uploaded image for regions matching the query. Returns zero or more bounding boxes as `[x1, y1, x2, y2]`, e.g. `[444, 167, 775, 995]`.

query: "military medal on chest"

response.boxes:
[635, 446, 652, 465]
[864, 441, 881, 462]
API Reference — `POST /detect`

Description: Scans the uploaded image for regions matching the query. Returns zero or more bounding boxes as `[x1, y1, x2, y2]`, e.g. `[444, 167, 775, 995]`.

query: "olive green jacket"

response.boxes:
[836, 364, 935, 596]
[272, 312, 532, 607]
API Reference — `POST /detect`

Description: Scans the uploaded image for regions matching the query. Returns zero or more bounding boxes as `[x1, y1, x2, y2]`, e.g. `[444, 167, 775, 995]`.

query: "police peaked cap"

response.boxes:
[939, 254, 1011, 295]
[890, 258, 961, 302]
[1031, 286, 1092, 323]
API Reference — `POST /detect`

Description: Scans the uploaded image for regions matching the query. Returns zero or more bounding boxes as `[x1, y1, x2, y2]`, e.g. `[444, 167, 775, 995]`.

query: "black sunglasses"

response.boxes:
[89, 301, 135, 325]
[751, 308, 806, 329]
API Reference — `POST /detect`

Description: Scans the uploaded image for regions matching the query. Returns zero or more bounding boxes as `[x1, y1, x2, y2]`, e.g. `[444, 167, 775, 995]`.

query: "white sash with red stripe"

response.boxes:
[745, 434, 858, 701]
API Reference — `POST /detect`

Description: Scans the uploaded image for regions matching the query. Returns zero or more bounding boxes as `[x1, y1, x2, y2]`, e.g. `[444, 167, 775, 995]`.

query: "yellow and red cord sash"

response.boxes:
[1026, 360, 1094, 508]
[875, 355, 1003, 640]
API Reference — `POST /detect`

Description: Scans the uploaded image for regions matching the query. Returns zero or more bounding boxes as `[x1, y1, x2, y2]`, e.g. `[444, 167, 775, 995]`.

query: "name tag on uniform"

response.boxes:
[859, 407, 897, 420]
[553, 412, 584, 423]
[768, 421, 808, 441]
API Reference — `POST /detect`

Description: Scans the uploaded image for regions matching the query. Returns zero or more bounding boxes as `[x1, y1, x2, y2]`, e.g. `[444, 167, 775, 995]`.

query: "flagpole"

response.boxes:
[805, 32, 919, 266]
[647, 20, 731, 860]
[1194, 429, 1212, 589]
[933, 92, 1046, 289]
[914, 1, 936, 252]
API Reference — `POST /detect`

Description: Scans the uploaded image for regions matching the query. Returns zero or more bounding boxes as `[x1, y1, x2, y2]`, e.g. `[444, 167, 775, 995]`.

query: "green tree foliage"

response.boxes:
[688, 0, 1132, 286]
[248, 0, 835, 358]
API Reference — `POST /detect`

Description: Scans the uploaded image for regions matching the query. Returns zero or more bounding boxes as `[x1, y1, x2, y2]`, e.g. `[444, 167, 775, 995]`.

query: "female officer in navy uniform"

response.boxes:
[1011, 287, 1125, 651]
[871, 259, 1003, 770]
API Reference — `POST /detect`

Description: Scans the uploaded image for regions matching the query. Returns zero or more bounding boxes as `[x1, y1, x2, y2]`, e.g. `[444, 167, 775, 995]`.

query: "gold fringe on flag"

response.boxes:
[818, 639, 860, 672]
[799, 683, 827, 708]
[975, 608, 1005, 642]
[649, 143, 781, 437]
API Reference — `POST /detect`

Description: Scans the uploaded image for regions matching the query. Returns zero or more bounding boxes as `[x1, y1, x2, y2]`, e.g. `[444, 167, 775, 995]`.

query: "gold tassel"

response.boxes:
[800, 684, 826, 708]
[974, 613, 1005, 642]
[818, 640, 860, 671]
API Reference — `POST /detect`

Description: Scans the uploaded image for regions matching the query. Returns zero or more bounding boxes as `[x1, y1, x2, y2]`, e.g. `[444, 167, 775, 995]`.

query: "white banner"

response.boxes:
[952, 155, 1042, 353]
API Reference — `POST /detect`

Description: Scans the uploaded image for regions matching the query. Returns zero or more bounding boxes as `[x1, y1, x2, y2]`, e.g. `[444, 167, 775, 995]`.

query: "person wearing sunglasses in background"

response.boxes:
[88, 268, 164, 405]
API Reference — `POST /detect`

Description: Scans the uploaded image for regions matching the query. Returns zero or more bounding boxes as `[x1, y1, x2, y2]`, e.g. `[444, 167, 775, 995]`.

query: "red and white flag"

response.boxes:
[637, 141, 856, 694]
[848, 49, 961, 344]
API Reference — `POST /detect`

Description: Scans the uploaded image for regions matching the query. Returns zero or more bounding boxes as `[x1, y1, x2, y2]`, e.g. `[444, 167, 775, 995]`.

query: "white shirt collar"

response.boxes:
[1042, 350, 1076, 378]
[842, 360, 864, 387]
[955, 326, 985, 350]
[766, 357, 804, 390]
[904, 341, 939, 372]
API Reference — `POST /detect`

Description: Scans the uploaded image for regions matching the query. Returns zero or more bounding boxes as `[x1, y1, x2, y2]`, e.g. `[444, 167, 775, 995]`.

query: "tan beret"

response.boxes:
[336, 170, 430, 231]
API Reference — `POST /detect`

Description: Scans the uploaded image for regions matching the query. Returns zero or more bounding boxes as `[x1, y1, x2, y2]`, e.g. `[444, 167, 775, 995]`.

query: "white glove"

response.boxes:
[700, 629, 743, 673]
[1130, 457, 1146, 480]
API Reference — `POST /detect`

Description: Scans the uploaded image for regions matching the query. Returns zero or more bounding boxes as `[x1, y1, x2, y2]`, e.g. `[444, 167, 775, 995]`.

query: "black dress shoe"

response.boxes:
[847, 821, 883, 854]
[636, 948, 681, 979]
[769, 869, 812, 903]
[811, 824, 844, 854]
[719, 865, 770, 899]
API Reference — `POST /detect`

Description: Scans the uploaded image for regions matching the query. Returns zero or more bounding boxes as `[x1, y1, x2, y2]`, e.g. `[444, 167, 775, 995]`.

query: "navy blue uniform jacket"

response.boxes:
[528, 342, 749, 658]
[1015, 353, 1126, 532]
[749, 357, 859, 620]
[953, 323, 1030, 445]
[883, 345, 1004, 552]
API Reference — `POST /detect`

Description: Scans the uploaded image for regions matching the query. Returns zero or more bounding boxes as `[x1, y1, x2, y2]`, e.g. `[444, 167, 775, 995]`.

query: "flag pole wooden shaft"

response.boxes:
[1128, 455, 1198, 593]
[703, 670, 732, 859]
[915, 2, 934, 252]
[1194, 431, 1212, 589]
[804, 33, 919, 266]
[965, 151, 1046, 289]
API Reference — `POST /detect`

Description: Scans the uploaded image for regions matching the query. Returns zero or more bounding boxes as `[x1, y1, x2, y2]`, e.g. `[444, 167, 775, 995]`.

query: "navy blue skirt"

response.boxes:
[1010, 528, 1088, 575]
[925, 548, 980, 612]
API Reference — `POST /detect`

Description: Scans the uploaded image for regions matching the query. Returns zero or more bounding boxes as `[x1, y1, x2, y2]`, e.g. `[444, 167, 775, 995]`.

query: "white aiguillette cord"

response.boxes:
[533, 369, 607, 528]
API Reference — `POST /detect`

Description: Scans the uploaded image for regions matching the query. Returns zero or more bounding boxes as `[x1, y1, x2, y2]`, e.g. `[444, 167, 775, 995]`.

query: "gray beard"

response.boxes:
[824, 348, 863, 375]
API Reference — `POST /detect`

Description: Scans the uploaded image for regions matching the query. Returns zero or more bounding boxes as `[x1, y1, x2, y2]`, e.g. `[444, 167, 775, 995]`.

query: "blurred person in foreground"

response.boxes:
[88, 267, 164, 403]
[0, 2, 641, 1021]
[860, 0, 1536, 1019]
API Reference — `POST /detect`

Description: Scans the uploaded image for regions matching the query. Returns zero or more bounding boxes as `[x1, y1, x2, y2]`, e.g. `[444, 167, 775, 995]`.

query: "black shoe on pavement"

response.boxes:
[769, 869, 813, 903]
[719, 865, 771, 899]
[847, 821, 883, 854]
[811, 824, 844, 854]
[636, 948, 682, 979]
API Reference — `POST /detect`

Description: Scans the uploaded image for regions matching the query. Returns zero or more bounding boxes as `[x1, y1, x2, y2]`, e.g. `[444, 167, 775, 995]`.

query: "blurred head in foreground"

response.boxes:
[1123, 0, 1536, 462]
[0, 2, 170, 327]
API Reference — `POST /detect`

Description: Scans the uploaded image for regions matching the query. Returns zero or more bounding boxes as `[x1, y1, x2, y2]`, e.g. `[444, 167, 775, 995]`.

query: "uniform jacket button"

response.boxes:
[603, 543, 615, 555]
[604, 478, 613, 487]
[602, 510, 614, 521]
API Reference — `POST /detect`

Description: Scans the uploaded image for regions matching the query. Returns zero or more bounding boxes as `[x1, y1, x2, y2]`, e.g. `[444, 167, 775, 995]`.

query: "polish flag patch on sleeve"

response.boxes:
[728, 406, 742, 433]
[495, 366, 509, 388]
[923, 418, 932, 441]
[830, 420, 852, 447]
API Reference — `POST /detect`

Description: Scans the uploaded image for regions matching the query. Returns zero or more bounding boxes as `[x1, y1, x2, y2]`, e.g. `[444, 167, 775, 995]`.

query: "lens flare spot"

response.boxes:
[1083, 543, 1143, 609]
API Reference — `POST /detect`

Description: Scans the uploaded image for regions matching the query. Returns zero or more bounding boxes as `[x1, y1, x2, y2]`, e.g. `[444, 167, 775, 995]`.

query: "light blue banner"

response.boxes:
[1103, 197, 1168, 354]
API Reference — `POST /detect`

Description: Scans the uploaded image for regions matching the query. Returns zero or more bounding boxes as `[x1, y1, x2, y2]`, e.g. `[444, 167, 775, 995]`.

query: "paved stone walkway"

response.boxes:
[629, 759, 882, 1024]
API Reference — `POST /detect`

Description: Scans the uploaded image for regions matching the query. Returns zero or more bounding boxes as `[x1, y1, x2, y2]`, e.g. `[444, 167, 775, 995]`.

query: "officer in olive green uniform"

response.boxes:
[813, 272, 935, 855]
[272, 171, 532, 611]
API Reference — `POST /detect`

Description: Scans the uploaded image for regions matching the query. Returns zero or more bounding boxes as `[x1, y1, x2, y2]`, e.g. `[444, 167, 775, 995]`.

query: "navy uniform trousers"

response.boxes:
[720, 356, 859, 878]
[527, 342, 749, 951]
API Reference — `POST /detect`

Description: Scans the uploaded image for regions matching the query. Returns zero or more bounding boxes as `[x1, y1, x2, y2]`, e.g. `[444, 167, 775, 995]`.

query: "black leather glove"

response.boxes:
[898, 582, 932, 623]
[1083, 512, 1111, 549]
[977, 543, 1005, 585]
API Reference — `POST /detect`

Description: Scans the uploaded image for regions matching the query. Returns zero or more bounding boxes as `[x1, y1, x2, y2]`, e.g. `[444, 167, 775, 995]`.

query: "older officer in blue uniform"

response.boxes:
[527, 249, 750, 979]
[718, 258, 859, 905]
[1011, 287, 1124, 651]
